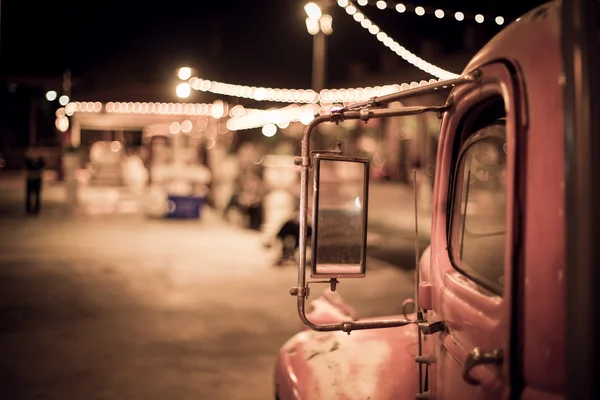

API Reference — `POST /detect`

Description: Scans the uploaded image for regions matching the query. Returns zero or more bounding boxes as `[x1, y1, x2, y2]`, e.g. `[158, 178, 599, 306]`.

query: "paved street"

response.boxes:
[0, 175, 416, 400]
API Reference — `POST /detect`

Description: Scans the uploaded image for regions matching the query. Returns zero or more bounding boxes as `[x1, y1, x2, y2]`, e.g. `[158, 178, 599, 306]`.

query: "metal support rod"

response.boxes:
[413, 169, 424, 394]
[312, 31, 326, 92]
[293, 98, 456, 334]
[297, 298, 412, 333]
[340, 72, 479, 112]
[413, 169, 422, 319]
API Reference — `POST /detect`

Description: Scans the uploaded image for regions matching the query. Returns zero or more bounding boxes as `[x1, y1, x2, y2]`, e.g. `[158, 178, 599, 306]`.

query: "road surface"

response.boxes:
[0, 176, 416, 400]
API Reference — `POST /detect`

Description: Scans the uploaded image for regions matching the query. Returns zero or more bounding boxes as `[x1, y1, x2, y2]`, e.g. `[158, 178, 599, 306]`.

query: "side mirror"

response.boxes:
[311, 155, 370, 278]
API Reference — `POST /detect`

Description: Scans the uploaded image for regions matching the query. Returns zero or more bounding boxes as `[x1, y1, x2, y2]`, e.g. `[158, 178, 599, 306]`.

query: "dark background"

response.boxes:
[0, 0, 548, 87]
[0, 0, 549, 154]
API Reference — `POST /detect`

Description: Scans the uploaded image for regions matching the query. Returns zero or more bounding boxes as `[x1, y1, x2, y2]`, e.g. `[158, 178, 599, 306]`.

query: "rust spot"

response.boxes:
[329, 341, 339, 352]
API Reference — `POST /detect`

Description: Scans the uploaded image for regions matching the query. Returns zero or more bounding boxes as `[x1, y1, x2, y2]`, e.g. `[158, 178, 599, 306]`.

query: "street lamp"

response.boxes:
[304, 2, 333, 92]
[175, 66, 195, 99]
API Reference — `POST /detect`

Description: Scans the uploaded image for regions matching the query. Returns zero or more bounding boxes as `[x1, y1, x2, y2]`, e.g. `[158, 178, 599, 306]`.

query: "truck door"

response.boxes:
[426, 63, 520, 399]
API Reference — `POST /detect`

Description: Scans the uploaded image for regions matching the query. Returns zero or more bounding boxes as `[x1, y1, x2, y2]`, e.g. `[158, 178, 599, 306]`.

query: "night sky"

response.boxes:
[1, 0, 548, 89]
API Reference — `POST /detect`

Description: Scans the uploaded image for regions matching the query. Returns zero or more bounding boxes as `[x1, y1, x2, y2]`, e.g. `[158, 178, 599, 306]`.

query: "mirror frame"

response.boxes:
[311, 154, 370, 279]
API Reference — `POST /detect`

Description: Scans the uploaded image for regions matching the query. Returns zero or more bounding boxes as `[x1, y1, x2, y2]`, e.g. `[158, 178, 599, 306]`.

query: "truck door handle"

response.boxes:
[462, 347, 503, 385]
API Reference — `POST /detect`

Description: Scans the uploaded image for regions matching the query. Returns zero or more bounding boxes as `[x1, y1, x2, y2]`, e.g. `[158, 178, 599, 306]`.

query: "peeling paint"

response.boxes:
[302, 334, 392, 399]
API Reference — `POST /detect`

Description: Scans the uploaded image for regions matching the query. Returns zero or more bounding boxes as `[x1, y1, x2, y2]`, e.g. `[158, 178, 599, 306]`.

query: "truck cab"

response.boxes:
[274, 1, 599, 398]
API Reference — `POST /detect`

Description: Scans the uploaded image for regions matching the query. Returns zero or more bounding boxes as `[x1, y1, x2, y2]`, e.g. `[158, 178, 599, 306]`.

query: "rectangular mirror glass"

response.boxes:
[311, 155, 369, 278]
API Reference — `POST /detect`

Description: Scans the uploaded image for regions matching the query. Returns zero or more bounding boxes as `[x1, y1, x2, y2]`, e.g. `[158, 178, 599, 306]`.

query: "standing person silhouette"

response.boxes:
[265, 204, 312, 266]
[24, 145, 45, 215]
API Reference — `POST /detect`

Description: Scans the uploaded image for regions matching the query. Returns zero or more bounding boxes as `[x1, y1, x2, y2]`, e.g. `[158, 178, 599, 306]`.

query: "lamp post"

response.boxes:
[304, 2, 333, 92]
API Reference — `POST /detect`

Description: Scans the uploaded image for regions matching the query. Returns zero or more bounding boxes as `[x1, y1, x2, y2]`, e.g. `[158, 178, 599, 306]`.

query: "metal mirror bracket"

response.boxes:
[289, 73, 479, 334]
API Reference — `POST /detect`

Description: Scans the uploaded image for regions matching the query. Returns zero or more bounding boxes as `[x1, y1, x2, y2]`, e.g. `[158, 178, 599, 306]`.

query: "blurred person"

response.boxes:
[122, 149, 149, 193]
[24, 145, 45, 215]
[225, 168, 265, 230]
[264, 204, 312, 266]
[237, 169, 265, 231]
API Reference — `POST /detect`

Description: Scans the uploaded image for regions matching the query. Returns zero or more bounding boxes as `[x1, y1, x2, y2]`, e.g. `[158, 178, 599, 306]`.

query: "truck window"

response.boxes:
[449, 120, 507, 295]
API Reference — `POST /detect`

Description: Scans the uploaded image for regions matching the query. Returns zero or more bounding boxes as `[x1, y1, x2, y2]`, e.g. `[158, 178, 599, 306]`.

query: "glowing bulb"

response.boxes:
[169, 122, 181, 134]
[276, 119, 290, 129]
[304, 2, 322, 20]
[495, 16, 505, 25]
[376, 1, 386, 10]
[300, 111, 314, 125]
[357, 0, 367, 5]
[434, 9, 444, 19]
[211, 99, 225, 119]
[55, 116, 69, 132]
[178, 67, 192, 80]
[475, 14, 484, 23]
[176, 83, 191, 98]
[262, 123, 277, 137]
[395, 3, 406, 13]
[305, 17, 320, 35]
[415, 6, 425, 16]
[59, 95, 69, 106]
[45, 90, 57, 101]
[455, 12, 464, 21]
[320, 14, 333, 35]
[181, 120, 193, 133]
[110, 141, 122, 152]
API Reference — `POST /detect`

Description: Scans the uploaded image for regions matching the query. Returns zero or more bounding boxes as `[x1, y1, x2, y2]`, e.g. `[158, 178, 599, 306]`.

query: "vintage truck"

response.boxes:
[274, 0, 600, 399]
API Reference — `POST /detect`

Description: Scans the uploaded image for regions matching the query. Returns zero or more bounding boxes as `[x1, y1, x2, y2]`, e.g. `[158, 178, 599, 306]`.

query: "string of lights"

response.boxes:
[355, 0, 507, 25]
[62, 75, 447, 132]
[182, 0, 462, 104]
[225, 77, 442, 131]
[62, 101, 224, 118]
[188, 77, 319, 104]
[336, 0, 460, 79]
[225, 104, 321, 131]
[60, 100, 316, 132]
[188, 75, 441, 105]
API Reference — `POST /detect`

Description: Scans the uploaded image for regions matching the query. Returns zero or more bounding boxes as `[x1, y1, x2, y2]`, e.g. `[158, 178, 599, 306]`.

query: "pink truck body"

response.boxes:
[274, 1, 578, 399]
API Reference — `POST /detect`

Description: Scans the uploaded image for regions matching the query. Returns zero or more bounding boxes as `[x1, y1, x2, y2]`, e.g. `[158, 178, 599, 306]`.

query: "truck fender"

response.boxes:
[274, 314, 419, 400]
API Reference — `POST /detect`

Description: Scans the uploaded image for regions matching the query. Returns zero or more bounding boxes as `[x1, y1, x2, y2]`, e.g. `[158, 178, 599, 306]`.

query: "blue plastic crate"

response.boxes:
[166, 195, 205, 219]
